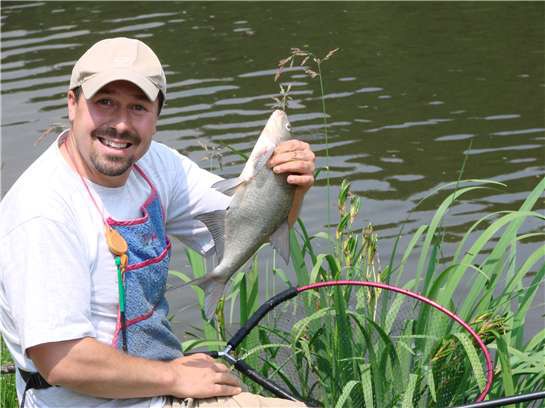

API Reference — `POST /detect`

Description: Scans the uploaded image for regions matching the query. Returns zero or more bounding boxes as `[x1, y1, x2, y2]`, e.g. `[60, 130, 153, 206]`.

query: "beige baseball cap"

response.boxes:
[69, 37, 166, 102]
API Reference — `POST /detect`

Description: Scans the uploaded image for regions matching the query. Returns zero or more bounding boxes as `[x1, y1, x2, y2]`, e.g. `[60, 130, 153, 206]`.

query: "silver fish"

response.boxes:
[191, 110, 295, 319]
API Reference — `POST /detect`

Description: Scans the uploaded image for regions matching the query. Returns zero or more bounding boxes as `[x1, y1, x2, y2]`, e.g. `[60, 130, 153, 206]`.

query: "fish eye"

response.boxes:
[285, 122, 292, 131]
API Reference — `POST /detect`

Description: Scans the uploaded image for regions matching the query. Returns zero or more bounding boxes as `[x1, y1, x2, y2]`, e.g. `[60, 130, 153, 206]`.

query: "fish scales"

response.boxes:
[220, 166, 295, 274]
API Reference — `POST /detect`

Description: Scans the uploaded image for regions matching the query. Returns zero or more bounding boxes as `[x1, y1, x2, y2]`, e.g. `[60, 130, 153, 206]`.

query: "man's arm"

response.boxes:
[28, 338, 241, 400]
[268, 139, 316, 226]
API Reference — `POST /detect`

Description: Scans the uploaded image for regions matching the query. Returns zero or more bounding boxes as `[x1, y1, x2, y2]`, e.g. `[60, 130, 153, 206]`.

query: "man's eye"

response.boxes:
[96, 99, 113, 106]
[132, 104, 147, 112]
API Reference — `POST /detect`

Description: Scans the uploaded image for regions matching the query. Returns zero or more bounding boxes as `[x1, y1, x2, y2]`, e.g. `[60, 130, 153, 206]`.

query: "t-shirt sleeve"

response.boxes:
[161, 147, 231, 255]
[1, 217, 96, 355]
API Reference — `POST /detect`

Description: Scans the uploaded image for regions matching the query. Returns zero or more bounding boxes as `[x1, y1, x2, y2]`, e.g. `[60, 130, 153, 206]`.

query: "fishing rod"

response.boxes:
[455, 391, 545, 407]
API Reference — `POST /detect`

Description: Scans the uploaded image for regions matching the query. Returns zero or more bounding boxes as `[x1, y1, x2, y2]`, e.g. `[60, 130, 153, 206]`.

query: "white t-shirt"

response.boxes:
[0, 131, 231, 407]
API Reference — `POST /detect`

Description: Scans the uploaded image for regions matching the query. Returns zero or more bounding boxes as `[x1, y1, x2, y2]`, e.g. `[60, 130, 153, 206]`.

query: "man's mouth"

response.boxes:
[98, 137, 132, 150]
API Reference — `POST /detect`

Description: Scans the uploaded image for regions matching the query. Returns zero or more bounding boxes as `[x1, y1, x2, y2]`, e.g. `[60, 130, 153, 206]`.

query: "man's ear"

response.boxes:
[67, 90, 78, 122]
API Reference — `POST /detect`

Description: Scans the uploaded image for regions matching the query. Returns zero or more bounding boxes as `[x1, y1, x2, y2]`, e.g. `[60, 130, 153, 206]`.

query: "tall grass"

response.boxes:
[176, 176, 545, 406]
[1, 337, 17, 408]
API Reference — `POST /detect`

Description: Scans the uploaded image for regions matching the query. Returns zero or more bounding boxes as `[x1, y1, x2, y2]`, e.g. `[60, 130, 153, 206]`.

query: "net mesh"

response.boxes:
[231, 284, 489, 407]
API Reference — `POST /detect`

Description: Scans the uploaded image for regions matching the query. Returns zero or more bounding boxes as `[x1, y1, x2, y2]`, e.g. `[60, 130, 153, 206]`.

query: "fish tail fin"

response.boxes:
[186, 276, 226, 320]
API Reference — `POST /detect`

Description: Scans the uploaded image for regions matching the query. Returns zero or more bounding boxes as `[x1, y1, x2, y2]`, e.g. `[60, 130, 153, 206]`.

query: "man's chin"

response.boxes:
[93, 157, 134, 178]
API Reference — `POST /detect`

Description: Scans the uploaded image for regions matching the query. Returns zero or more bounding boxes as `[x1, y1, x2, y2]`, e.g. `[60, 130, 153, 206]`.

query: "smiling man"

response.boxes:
[0, 38, 312, 408]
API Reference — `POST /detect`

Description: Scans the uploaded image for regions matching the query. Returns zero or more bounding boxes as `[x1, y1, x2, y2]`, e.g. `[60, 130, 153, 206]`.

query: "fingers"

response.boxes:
[269, 140, 315, 170]
[185, 352, 214, 361]
[209, 384, 243, 398]
[182, 354, 231, 373]
[214, 371, 241, 388]
[286, 174, 314, 189]
[272, 139, 310, 156]
[169, 355, 242, 399]
[268, 140, 316, 190]
[213, 361, 230, 373]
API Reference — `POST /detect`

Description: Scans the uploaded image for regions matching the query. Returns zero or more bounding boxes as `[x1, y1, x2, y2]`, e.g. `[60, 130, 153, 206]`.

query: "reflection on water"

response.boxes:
[1, 2, 544, 331]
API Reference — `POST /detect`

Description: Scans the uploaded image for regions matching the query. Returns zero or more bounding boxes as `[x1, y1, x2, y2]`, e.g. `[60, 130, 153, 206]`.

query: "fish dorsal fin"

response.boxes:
[270, 220, 290, 264]
[212, 178, 243, 196]
[196, 210, 226, 263]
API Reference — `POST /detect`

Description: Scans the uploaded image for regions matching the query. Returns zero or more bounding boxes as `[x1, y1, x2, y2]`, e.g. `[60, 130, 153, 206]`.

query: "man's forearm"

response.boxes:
[28, 337, 176, 399]
[27, 337, 241, 400]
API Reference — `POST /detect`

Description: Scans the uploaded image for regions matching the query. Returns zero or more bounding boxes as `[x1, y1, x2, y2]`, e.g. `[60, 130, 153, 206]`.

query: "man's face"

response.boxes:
[67, 80, 159, 187]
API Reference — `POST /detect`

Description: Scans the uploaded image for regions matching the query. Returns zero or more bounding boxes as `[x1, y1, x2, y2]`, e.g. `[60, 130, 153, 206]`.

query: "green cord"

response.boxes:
[115, 256, 125, 312]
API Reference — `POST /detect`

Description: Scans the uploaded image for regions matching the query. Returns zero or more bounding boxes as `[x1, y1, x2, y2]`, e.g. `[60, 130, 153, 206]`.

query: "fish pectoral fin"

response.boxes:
[196, 210, 226, 263]
[184, 276, 226, 320]
[252, 144, 276, 174]
[203, 280, 226, 320]
[270, 220, 291, 264]
[212, 178, 244, 196]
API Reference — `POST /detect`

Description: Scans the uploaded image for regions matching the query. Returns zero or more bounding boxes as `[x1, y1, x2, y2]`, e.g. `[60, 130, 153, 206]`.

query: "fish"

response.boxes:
[190, 110, 295, 319]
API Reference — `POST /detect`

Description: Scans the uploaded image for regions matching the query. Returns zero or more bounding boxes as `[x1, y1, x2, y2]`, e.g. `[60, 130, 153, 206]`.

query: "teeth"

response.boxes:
[100, 138, 130, 149]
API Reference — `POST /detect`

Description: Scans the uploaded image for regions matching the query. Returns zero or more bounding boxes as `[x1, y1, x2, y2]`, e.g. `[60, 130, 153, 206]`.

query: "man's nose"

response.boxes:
[111, 109, 132, 135]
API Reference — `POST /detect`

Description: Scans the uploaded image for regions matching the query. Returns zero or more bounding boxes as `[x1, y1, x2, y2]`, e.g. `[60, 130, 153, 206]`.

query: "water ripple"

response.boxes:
[105, 13, 179, 23]
[483, 114, 521, 120]
[108, 22, 165, 34]
[1, 74, 68, 93]
[1, 2, 45, 11]
[167, 85, 239, 99]
[2, 43, 80, 59]
[160, 109, 269, 127]
[1, 30, 89, 50]
[365, 118, 452, 133]
[435, 134, 474, 142]
[466, 144, 542, 155]
[492, 128, 545, 136]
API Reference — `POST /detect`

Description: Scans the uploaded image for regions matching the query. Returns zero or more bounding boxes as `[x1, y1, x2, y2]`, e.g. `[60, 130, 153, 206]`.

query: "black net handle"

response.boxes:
[228, 287, 298, 349]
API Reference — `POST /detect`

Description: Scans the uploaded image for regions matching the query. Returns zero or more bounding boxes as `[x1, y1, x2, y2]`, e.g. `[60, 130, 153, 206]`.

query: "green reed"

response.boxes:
[275, 46, 339, 232]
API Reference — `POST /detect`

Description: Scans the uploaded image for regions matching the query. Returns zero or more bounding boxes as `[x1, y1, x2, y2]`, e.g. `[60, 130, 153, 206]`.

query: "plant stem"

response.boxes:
[317, 61, 332, 234]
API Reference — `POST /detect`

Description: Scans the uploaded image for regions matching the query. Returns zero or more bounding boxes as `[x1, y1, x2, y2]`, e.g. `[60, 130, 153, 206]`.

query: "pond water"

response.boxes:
[1, 2, 544, 335]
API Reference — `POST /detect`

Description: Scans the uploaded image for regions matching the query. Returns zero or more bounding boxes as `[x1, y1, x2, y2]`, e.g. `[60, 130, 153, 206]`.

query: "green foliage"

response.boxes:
[174, 176, 545, 406]
[1, 337, 17, 408]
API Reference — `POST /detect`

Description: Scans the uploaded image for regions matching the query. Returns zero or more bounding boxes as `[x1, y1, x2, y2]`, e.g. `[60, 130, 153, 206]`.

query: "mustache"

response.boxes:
[92, 127, 139, 144]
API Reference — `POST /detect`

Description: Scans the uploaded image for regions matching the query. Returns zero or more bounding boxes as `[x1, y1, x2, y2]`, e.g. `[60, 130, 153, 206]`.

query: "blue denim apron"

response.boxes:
[108, 165, 182, 361]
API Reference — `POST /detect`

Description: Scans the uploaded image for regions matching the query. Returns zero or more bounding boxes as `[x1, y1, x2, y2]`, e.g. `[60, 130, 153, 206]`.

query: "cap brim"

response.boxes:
[80, 69, 160, 101]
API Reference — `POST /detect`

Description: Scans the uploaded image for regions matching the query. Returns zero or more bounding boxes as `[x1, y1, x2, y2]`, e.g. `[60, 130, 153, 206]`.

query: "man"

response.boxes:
[0, 37, 314, 407]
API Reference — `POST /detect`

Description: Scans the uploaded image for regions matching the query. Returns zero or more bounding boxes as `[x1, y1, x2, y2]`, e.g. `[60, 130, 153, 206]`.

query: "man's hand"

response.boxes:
[167, 353, 241, 399]
[268, 140, 315, 193]
[268, 140, 315, 226]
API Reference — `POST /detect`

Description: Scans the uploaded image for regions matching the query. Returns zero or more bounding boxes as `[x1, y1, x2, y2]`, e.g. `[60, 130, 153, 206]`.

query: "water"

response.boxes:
[1, 2, 544, 336]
